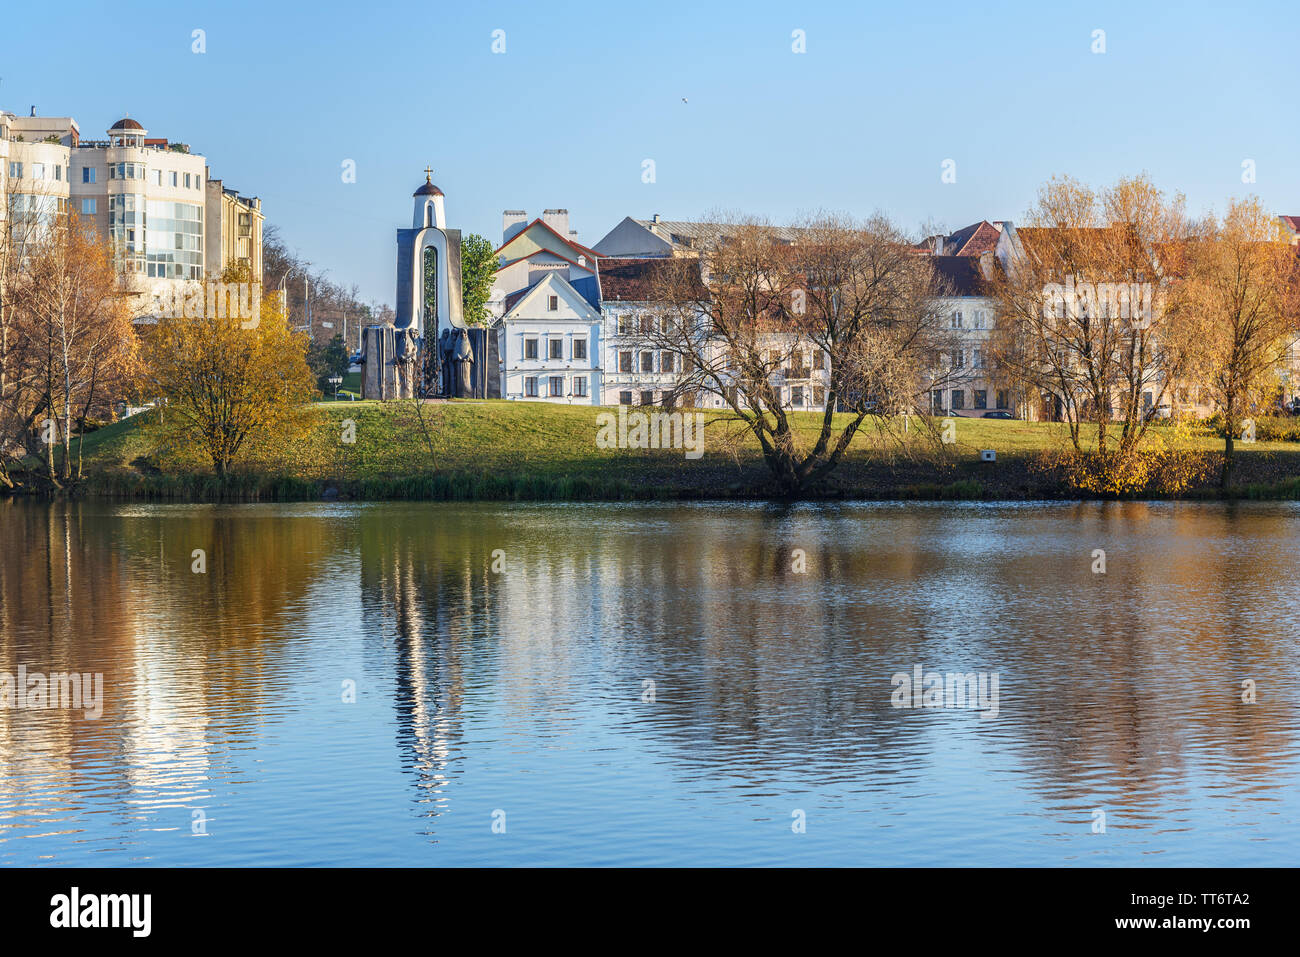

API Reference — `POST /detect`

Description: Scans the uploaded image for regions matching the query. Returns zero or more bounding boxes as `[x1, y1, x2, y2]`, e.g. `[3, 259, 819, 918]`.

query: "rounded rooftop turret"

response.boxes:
[412, 167, 446, 229]
[108, 116, 147, 148]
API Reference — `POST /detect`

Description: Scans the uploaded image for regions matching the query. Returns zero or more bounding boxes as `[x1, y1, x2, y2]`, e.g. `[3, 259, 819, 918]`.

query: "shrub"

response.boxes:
[1205, 414, 1300, 443]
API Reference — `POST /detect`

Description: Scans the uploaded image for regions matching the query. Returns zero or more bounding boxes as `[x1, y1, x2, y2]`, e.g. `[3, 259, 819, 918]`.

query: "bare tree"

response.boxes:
[20, 208, 137, 483]
[991, 175, 1195, 463]
[645, 214, 943, 496]
[0, 189, 44, 487]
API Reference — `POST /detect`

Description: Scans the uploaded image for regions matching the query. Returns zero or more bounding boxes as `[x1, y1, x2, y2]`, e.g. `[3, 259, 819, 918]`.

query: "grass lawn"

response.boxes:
[23, 400, 1300, 500]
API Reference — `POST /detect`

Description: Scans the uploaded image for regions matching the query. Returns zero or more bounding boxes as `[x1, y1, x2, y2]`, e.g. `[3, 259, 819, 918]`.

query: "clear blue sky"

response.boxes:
[3, 0, 1296, 306]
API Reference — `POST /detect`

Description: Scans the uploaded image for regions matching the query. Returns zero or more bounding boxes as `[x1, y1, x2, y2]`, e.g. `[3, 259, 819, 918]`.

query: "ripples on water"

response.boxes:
[0, 499, 1297, 865]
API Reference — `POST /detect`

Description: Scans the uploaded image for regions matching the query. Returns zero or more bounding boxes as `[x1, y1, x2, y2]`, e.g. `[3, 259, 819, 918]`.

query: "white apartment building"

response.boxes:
[597, 252, 831, 411]
[598, 257, 680, 406]
[0, 110, 74, 252]
[927, 253, 1011, 415]
[1, 109, 259, 316]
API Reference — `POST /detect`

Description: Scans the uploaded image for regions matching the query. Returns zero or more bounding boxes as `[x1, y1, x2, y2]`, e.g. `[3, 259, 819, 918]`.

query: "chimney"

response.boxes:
[979, 250, 994, 280]
[502, 210, 527, 245]
[30, 106, 36, 117]
[541, 208, 569, 238]
[933, 236, 944, 255]
[652, 213, 661, 223]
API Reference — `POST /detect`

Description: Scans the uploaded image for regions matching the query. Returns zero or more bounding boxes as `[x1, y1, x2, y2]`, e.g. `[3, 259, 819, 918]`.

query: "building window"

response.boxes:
[813, 350, 825, 370]
[973, 390, 988, 409]
[82, 167, 95, 184]
[81, 198, 96, 215]
[184, 173, 191, 188]
[574, 338, 587, 360]
[660, 352, 675, 373]
[617, 315, 630, 335]
[548, 295, 558, 311]
[32, 163, 45, 180]
[524, 338, 538, 360]
[932, 390, 944, 413]
[952, 350, 965, 369]
[951, 311, 963, 329]
[640, 352, 654, 373]
[972, 348, 984, 368]
[53, 165, 62, 181]
[619, 391, 633, 405]
[574, 376, 588, 397]
[549, 376, 564, 397]
[640, 390, 655, 406]
[813, 386, 826, 406]
[996, 390, 1009, 410]
[619, 351, 632, 373]
[8, 162, 21, 179]
[524, 377, 538, 397]
[951, 390, 965, 410]
[974, 310, 987, 329]
[791, 386, 804, 406]
[548, 339, 563, 360]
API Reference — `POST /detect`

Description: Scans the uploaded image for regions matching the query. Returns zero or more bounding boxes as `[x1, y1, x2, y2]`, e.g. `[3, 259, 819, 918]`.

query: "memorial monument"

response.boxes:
[361, 169, 485, 399]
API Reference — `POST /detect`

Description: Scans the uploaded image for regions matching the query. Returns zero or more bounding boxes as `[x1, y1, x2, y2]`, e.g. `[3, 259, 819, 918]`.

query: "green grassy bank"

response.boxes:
[11, 399, 1300, 502]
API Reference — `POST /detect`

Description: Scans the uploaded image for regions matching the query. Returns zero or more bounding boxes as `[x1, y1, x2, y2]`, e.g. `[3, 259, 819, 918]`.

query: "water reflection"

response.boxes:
[1, 498, 1298, 864]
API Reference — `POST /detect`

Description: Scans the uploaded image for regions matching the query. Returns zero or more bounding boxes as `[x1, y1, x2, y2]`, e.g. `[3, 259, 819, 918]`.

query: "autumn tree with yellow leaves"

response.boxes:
[1179, 198, 1300, 487]
[142, 263, 317, 477]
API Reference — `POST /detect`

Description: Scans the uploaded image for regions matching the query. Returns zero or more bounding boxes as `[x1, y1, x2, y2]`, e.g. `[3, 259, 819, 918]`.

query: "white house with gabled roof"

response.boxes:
[496, 270, 603, 404]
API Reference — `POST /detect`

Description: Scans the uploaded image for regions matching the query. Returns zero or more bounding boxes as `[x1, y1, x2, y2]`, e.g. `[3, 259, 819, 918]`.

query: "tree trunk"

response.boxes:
[44, 415, 61, 488]
[1221, 396, 1235, 490]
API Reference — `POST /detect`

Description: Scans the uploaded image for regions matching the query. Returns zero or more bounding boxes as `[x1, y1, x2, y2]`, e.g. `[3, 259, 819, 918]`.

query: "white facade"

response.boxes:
[2, 122, 72, 249]
[928, 294, 1010, 415]
[601, 302, 683, 406]
[600, 301, 832, 411]
[497, 272, 602, 404]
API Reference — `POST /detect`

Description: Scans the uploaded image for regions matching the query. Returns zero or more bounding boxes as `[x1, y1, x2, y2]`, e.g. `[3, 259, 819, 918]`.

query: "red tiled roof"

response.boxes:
[597, 256, 706, 301]
[917, 221, 1003, 257]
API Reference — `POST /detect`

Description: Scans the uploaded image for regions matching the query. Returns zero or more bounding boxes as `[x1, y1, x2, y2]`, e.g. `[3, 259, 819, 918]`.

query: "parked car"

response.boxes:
[982, 410, 1015, 419]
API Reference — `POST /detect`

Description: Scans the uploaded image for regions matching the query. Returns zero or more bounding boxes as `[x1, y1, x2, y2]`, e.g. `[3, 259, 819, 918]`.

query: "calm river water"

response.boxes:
[1, 499, 1297, 866]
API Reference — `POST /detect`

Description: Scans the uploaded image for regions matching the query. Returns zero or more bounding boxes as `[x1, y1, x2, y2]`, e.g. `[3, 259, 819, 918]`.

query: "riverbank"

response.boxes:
[9, 399, 1300, 502]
